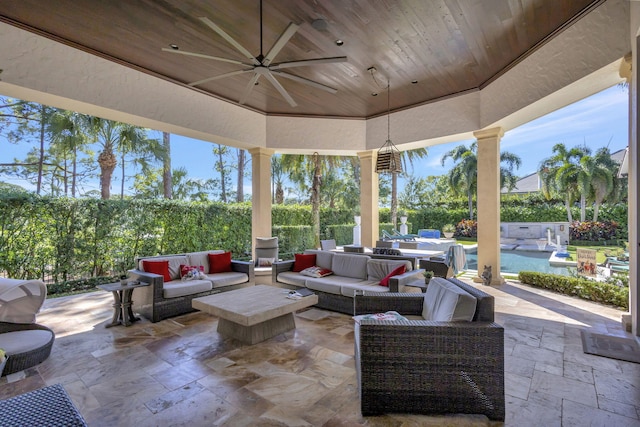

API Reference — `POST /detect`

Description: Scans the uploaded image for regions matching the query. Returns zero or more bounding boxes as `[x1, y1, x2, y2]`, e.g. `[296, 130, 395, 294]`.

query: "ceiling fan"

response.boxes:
[162, 0, 347, 107]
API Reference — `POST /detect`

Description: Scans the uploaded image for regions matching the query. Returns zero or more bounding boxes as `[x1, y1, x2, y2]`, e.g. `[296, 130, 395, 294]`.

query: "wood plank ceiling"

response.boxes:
[0, 0, 602, 118]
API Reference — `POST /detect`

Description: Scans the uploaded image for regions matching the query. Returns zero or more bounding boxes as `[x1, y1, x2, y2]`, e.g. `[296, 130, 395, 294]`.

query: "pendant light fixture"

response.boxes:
[375, 78, 402, 174]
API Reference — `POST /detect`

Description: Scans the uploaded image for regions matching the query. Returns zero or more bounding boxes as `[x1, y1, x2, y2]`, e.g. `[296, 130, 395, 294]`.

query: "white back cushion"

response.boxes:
[366, 259, 412, 281]
[139, 255, 188, 280]
[422, 278, 477, 321]
[188, 250, 224, 272]
[304, 249, 334, 270]
[331, 254, 370, 280]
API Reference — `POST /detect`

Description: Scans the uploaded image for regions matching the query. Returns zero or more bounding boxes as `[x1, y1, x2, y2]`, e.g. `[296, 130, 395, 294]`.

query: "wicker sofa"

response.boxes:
[129, 251, 254, 323]
[272, 250, 422, 314]
[353, 277, 505, 421]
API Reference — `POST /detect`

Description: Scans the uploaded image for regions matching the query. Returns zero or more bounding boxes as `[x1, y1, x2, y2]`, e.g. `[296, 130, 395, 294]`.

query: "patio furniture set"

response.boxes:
[0, 244, 505, 422]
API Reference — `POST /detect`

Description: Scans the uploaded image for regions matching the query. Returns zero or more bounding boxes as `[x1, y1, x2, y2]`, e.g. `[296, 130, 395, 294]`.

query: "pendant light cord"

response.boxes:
[387, 81, 390, 142]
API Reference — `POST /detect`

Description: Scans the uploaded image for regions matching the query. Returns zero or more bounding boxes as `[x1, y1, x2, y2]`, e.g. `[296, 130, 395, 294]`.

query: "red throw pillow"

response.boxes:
[142, 260, 171, 282]
[208, 252, 232, 273]
[379, 265, 406, 287]
[293, 253, 316, 272]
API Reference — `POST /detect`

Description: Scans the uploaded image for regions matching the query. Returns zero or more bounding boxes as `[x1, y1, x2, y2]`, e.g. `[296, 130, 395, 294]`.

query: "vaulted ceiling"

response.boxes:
[0, 0, 602, 118]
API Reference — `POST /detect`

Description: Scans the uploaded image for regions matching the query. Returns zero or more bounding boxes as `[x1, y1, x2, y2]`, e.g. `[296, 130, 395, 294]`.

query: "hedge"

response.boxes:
[518, 271, 628, 310]
[0, 192, 629, 286]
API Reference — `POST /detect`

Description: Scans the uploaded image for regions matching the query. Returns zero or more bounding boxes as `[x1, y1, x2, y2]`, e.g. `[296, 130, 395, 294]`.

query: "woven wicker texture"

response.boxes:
[0, 383, 87, 426]
[129, 259, 254, 323]
[0, 322, 54, 376]
[353, 279, 505, 421]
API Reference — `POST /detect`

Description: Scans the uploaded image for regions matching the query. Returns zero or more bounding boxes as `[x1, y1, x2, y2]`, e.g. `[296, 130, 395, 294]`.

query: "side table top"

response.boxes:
[97, 281, 150, 292]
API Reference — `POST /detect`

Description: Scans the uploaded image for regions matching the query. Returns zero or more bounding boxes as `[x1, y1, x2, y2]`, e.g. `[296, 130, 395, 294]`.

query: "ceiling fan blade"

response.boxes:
[161, 48, 250, 66]
[263, 71, 297, 107]
[271, 70, 338, 94]
[271, 56, 348, 70]
[239, 73, 261, 105]
[199, 17, 261, 66]
[263, 22, 299, 66]
[189, 68, 254, 87]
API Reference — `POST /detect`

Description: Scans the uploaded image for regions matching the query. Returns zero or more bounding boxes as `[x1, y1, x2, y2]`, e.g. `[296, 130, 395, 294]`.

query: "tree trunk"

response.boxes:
[275, 183, 284, 204]
[98, 146, 117, 199]
[63, 157, 68, 196]
[312, 153, 322, 248]
[217, 144, 227, 203]
[236, 148, 245, 202]
[564, 197, 573, 223]
[468, 189, 474, 220]
[71, 146, 77, 198]
[391, 172, 398, 229]
[36, 106, 46, 195]
[120, 150, 126, 200]
[580, 194, 586, 222]
[162, 132, 172, 199]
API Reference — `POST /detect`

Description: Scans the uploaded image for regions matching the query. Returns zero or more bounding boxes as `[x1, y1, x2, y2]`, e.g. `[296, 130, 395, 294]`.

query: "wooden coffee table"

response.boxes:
[192, 285, 318, 344]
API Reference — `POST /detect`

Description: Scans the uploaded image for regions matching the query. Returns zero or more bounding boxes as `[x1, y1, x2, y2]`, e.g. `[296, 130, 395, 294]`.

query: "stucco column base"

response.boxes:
[471, 275, 506, 286]
[249, 147, 274, 258]
[621, 313, 632, 333]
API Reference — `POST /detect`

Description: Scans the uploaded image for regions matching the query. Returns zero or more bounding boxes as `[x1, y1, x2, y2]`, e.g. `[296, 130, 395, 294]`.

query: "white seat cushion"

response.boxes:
[162, 279, 212, 298]
[0, 330, 52, 355]
[206, 272, 248, 288]
[306, 276, 362, 295]
[422, 278, 477, 321]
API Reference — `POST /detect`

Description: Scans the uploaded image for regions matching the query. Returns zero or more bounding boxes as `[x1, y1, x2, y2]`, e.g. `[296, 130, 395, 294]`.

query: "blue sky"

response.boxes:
[0, 84, 629, 193]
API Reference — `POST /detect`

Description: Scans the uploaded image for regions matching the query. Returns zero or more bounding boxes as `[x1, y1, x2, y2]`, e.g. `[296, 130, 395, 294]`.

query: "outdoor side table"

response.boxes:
[98, 281, 149, 327]
[407, 279, 429, 293]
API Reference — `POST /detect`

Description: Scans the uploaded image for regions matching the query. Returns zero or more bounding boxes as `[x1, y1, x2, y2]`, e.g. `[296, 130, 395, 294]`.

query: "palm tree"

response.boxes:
[86, 117, 161, 199]
[282, 153, 342, 248]
[441, 143, 478, 219]
[236, 148, 247, 202]
[389, 148, 428, 228]
[538, 143, 588, 222]
[271, 155, 285, 204]
[162, 132, 172, 199]
[582, 147, 622, 221]
[47, 109, 90, 197]
[213, 144, 230, 202]
[441, 142, 521, 219]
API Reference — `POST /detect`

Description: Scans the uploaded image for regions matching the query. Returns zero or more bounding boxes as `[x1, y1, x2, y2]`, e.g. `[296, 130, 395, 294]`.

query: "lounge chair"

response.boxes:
[354, 278, 505, 420]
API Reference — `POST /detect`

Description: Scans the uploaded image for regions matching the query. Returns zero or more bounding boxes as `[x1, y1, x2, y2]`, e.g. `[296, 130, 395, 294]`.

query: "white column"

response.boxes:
[627, 16, 639, 337]
[358, 151, 379, 248]
[474, 127, 505, 285]
[249, 148, 274, 258]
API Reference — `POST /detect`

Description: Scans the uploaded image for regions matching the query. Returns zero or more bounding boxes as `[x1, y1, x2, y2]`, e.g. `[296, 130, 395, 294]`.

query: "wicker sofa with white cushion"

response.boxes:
[272, 250, 422, 314]
[353, 277, 504, 420]
[129, 251, 254, 322]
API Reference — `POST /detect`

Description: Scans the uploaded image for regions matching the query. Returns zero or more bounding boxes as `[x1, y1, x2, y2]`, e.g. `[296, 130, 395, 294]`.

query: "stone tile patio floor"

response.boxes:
[1, 277, 638, 426]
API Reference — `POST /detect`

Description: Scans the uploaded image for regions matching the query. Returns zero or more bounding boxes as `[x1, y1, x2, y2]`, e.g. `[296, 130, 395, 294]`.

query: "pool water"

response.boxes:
[466, 250, 572, 276]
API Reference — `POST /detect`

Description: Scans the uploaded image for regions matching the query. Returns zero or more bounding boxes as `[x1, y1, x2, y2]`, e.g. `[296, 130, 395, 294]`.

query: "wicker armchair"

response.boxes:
[353, 278, 505, 421]
[0, 322, 54, 376]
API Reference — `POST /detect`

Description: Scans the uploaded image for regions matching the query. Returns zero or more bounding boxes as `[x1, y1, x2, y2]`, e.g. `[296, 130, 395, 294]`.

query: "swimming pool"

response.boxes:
[465, 249, 572, 276]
